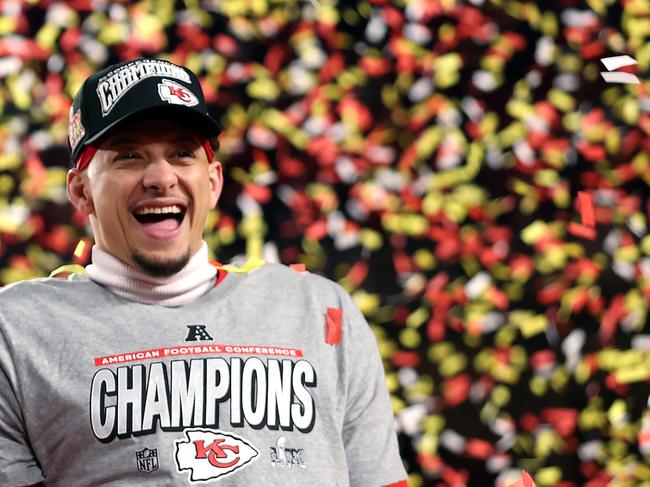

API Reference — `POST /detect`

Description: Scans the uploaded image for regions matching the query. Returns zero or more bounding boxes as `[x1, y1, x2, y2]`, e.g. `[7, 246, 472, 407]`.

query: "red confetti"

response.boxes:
[443, 374, 471, 407]
[214, 34, 238, 56]
[577, 192, 595, 226]
[347, 261, 369, 286]
[541, 408, 578, 437]
[567, 222, 597, 240]
[576, 141, 607, 161]
[0, 37, 49, 60]
[305, 220, 328, 240]
[530, 350, 556, 370]
[600, 294, 626, 344]
[391, 351, 420, 368]
[465, 438, 493, 459]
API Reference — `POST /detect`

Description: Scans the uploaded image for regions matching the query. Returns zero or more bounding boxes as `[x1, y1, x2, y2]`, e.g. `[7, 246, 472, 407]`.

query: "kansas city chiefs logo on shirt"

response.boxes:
[175, 428, 259, 482]
[158, 79, 199, 107]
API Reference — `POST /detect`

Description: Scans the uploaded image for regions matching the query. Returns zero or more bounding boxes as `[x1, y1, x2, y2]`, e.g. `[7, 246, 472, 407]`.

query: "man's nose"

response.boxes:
[142, 158, 178, 192]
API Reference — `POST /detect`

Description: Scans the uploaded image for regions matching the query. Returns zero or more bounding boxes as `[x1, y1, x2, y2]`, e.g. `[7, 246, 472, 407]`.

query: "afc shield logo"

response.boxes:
[175, 428, 259, 482]
[135, 447, 159, 474]
[158, 79, 199, 107]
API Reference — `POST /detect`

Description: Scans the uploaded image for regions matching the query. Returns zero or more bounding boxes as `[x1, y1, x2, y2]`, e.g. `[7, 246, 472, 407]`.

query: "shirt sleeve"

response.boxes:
[338, 291, 408, 487]
[0, 315, 45, 487]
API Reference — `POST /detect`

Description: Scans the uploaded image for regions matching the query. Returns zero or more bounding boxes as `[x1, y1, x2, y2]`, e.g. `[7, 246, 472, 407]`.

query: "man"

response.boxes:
[0, 58, 408, 486]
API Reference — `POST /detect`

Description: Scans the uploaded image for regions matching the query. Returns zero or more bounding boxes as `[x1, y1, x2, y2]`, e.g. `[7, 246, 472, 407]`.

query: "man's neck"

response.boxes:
[85, 242, 217, 306]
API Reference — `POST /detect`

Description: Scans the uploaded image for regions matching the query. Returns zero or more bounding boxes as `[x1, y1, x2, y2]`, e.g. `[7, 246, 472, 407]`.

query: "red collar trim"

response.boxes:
[210, 260, 228, 286]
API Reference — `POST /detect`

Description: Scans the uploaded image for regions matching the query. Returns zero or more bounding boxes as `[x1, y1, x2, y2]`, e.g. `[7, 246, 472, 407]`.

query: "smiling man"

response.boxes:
[69, 117, 222, 280]
[0, 58, 408, 487]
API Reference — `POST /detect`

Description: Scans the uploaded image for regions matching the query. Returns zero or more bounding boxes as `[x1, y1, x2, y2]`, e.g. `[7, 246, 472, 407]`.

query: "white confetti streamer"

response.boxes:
[600, 55, 637, 71]
[600, 72, 640, 84]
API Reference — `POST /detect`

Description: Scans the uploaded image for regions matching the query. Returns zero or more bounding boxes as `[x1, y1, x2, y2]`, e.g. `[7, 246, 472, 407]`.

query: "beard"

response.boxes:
[132, 249, 191, 277]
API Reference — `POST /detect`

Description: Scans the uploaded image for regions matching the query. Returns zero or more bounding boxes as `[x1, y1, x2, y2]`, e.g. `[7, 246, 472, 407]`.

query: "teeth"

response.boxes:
[134, 205, 182, 215]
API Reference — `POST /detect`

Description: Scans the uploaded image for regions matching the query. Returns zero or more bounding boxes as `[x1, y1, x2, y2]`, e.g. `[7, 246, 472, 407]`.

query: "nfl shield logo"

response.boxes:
[136, 447, 159, 474]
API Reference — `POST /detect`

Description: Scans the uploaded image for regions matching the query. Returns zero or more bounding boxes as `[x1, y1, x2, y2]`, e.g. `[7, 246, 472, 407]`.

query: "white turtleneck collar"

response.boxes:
[85, 242, 217, 307]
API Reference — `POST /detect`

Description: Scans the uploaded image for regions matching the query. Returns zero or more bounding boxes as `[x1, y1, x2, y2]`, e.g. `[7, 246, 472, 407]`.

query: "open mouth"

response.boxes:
[132, 205, 187, 236]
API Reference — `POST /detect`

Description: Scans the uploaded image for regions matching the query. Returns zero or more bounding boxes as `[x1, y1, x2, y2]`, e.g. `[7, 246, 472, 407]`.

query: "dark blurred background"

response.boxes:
[0, 1, 648, 485]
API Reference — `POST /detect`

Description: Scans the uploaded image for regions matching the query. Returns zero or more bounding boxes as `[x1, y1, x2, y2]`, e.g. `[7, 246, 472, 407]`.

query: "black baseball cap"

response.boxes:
[68, 57, 220, 166]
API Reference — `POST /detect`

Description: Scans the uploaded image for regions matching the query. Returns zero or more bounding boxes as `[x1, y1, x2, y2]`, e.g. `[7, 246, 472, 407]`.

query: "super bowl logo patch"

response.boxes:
[135, 447, 159, 474]
[175, 428, 259, 482]
[270, 437, 306, 469]
[158, 79, 199, 107]
[68, 107, 85, 151]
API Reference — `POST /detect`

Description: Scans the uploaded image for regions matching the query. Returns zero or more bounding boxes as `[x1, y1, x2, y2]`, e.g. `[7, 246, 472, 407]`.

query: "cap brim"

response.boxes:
[84, 104, 221, 147]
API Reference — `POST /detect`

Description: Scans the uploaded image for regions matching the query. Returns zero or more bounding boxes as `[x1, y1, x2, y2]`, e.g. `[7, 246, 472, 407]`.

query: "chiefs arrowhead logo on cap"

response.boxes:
[158, 79, 199, 107]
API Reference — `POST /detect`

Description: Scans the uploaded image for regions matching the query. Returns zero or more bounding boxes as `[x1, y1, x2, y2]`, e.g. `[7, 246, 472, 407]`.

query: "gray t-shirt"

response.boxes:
[0, 263, 406, 486]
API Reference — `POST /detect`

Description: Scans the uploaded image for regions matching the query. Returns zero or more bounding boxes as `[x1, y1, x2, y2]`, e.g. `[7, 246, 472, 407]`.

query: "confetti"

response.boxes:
[577, 191, 595, 227]
[600, 72, 641, 84]
[600, 55, 637, 71]
[1, 1, 649, 485]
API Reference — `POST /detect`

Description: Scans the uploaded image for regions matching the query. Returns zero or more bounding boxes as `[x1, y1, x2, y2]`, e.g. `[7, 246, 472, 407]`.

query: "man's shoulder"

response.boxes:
[0, 275, 92, 304]
[241, 261, 343, 295]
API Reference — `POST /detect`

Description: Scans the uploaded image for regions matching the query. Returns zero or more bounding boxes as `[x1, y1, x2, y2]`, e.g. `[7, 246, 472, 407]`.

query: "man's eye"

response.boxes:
[176, 150, 195, 158]
[115, 152, 141, 161]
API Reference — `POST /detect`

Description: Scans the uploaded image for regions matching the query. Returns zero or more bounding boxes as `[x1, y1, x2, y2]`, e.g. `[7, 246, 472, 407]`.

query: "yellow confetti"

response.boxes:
[438, 352, 467, 377]
[417, 433, 438, 454]
[247, 78, 280, 101]
[535, 430, 562, 458]
[615, 362, 650, 384]
[535, 466, 562, 486]
[414, 126, 442, 159]
[607, 399, 627, 426]
[428, 342, 454, 363]
[614, 244, 641, 263]
[520, 220, 548, 244]
[580, 406, 607, 431]
[533, 169, 559, 188]
[352, 290, 380, 315]
[530, 376, 547, 396]
[220, 258, 266, 274]
[73, 240, 86, 259]
[400, 328, 422, 349]
[510, 311, 547, 338]
[48, 264, 86, 278]
[0, 16, 17, 35]
[35, 24, 60, 50]
[406, 307, 429, 328]
[491, 385, 511, 406]
[548, 88, 575, 112]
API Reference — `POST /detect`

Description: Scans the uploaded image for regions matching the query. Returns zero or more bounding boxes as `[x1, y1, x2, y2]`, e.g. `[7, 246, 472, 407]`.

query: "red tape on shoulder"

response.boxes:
[383, 481, 408, 487]
[325, 307, 342, 345]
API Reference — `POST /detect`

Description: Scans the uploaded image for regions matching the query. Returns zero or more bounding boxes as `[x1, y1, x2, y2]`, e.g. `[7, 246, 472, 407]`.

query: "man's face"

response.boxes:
[67, 117, 222, 276]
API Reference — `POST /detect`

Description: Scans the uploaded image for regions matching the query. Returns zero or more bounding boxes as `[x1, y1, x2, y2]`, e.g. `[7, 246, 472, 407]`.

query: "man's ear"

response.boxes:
[66, 168, 95, 214]
[208, 161, 223, 209]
